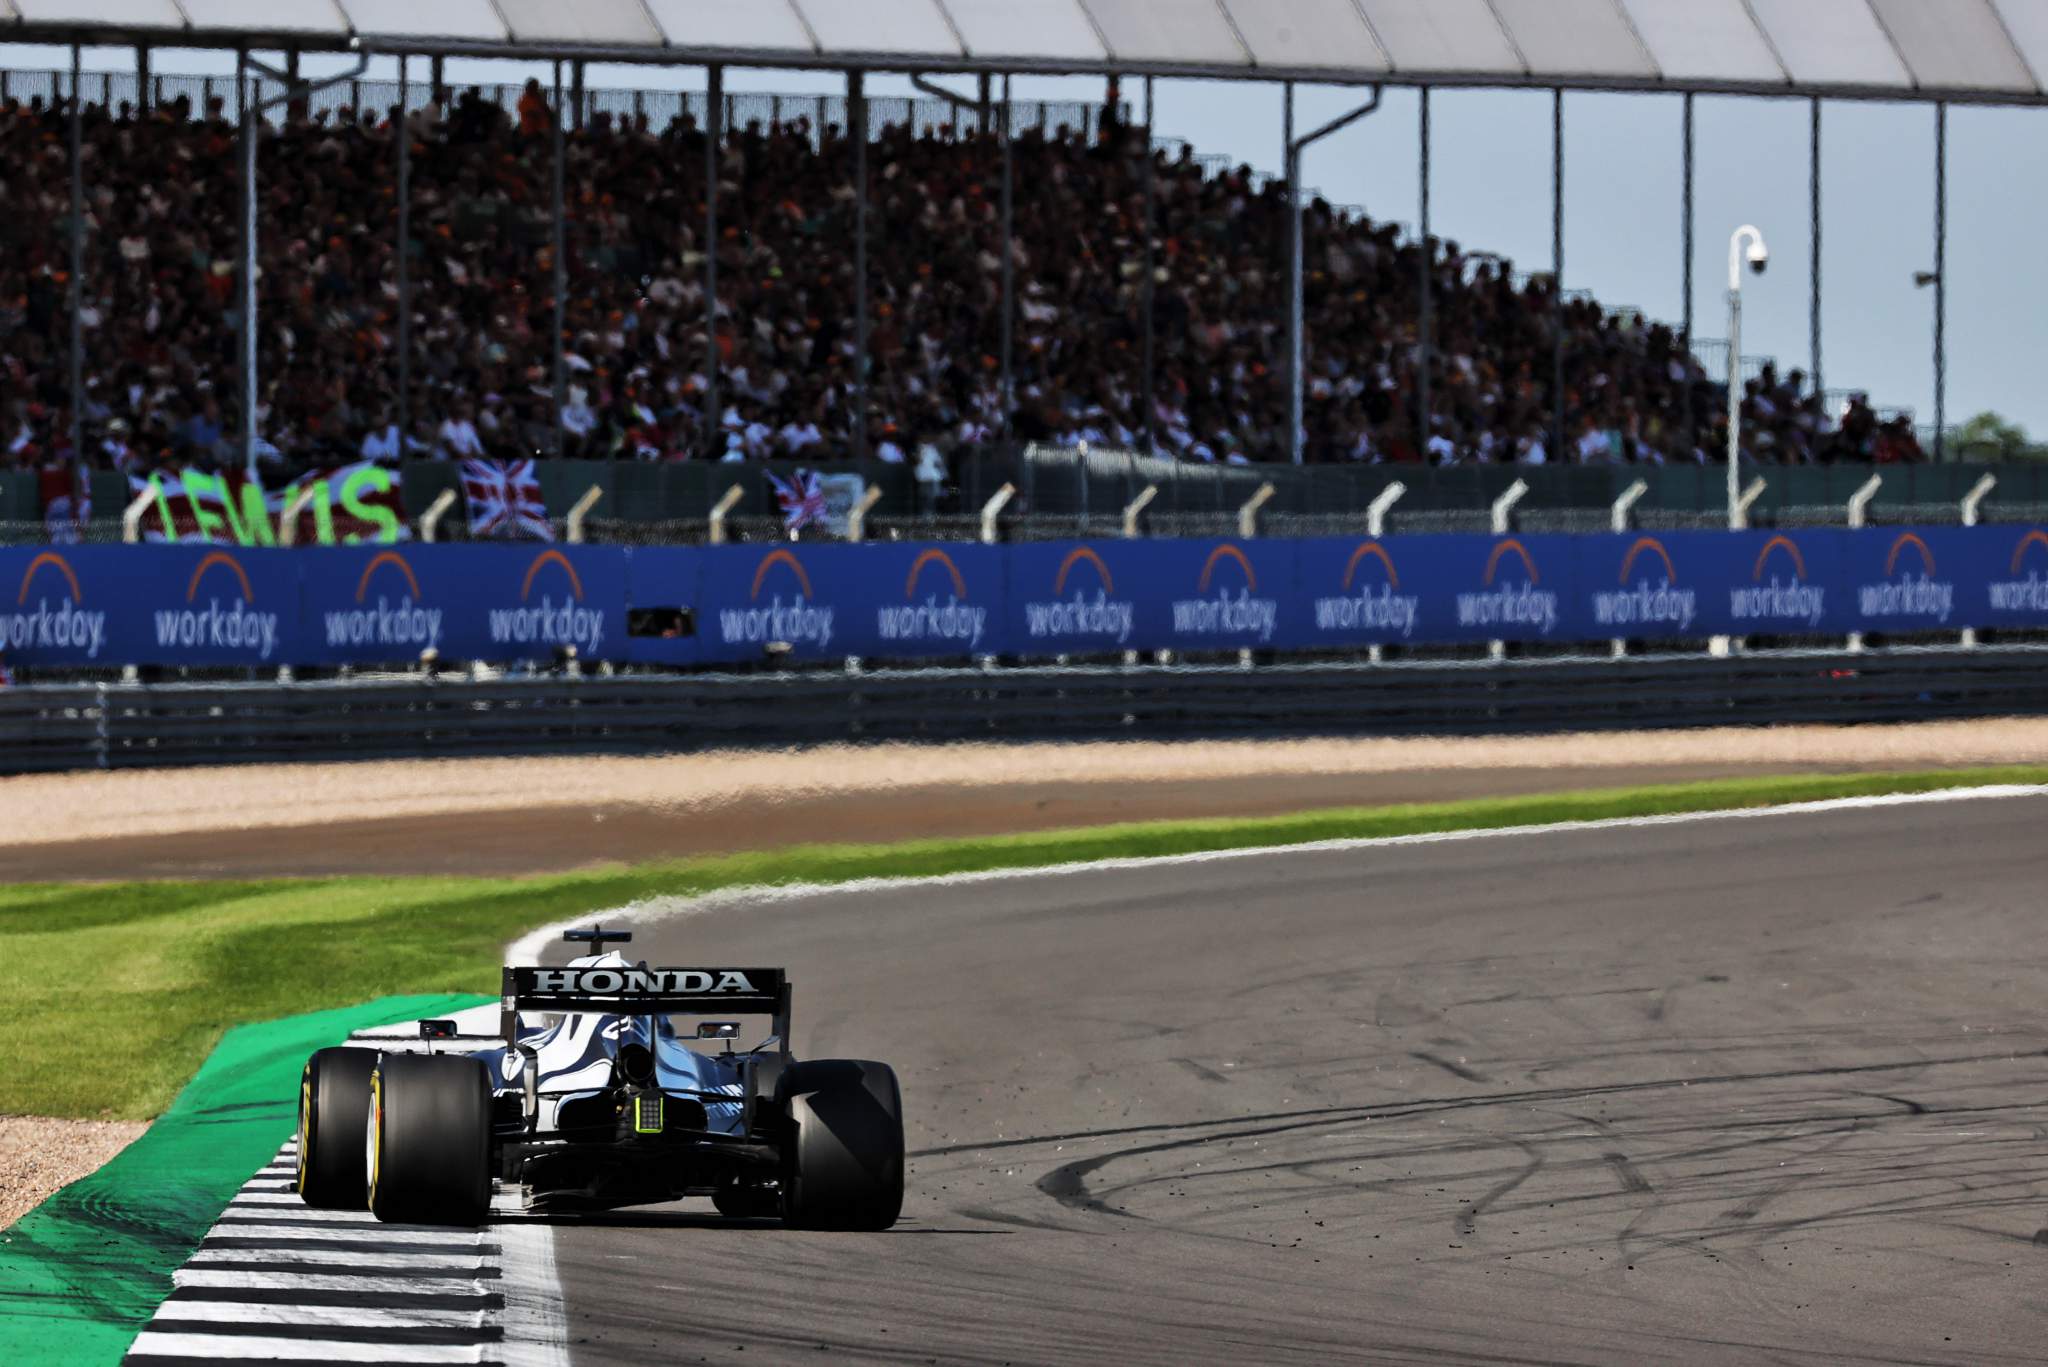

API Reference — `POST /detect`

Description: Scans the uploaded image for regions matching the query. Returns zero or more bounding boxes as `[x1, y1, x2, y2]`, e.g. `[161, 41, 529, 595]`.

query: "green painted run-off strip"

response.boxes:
[0, 992, 491, 1367]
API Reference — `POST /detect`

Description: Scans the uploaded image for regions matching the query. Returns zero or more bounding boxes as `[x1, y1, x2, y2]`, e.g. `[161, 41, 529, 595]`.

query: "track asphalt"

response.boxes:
[538, 794, 2048, 1365]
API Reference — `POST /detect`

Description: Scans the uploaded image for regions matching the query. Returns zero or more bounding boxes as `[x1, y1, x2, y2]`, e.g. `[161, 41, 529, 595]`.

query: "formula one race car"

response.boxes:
[292, 926, 904, 1229]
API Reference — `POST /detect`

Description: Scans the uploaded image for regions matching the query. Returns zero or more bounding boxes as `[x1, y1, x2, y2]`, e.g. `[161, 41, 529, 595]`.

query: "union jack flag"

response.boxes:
[462, 458, 553, 540]
[767, 467, 827, 530]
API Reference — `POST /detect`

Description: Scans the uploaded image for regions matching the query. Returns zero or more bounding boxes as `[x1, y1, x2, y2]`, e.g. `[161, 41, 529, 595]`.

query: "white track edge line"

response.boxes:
[495, 1200, 570, 1367]
[507, 783, 2048, 963]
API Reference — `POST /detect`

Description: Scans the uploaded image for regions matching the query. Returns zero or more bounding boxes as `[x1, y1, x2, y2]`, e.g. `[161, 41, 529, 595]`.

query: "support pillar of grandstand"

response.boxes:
[851, 70, 870, 462]
[705, 64, 722, 458]
[978, 73, 991, 133]
[999, 75, 1014, 440]
[1141, 74, 1155, 455]
[1418, 86, 1431, 463]
[709, 484, 745, 544]
[1551, 89, 1565, 465]
[1286, 84, 1382, 464]
[234, 47, 367, 477]
[419, 489, 458, 542]
[551, 60, 567, 456]
[1488, 480, 1528, 662]
[571, 61, 585, 133]
[565, 486, 603, 543]
[67, 43, 82, 478]
[397, 55, 411, 458]
[1932, 101, 1948, 463]
[1810, 98, 1823, 400]
[136, 45, 149, 113]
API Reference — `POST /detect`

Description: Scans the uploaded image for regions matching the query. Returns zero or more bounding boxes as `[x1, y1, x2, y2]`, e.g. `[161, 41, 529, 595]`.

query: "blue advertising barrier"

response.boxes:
[7, 527, 2048, 670]
[297, 544, 630, 665]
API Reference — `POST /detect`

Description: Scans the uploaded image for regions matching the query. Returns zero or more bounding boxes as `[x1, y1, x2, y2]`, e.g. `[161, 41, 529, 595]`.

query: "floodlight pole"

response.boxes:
[1933, 100, 1947, 463]
[238, 46, 367, 478]
[1726, 224, 1766, 528]
[1680, 92, 1693, 457]
[1286, 83, 1381, 464]
[1809, 97, 1822, 400]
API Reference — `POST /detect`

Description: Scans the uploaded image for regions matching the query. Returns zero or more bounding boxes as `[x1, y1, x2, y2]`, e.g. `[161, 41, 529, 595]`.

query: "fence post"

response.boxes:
[1237, 482, 1276, 539]
[980, 482, 1017, 544]
[1845, 474, 1883, 652]
[709, 484, 744, 544]
[1961, 473, 1997, 648]
[1121, 484, 1156, 538]
[418, 487, 457, 542]
[1610, 478, 1648, 534]
[1366, 481, 1405, 537]
[122, 482, 161, 542]
[847, 484, 883, 542]
[1489, 479, 1529, 660]
[565, 485, 603, 543]
[276, 483, 319, 545]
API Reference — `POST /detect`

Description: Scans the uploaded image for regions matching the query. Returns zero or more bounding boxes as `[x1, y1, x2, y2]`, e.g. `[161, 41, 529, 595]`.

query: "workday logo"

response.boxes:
[717, 548, 832, 649]
[1455, 538, 1558, 635]
[2, 551, 108, 658]
[1591, 536, 1697, 633]
[1729, 535, 1826, 629]
[1985, 528, 2048, 617]
[487, 549, 609, 653]
[877, 548, 987, 648]
[1857, 532, 1953, 625]
[1170, 543, 1278, 642]
[320, 550, 444, 653]
[1312, 540, 1419, 639]
[152, 550, 280, 658]
[1021, 546, 1135, 645]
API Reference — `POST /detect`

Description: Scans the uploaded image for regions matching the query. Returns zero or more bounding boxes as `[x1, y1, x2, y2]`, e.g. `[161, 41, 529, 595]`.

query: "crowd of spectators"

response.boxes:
[0, 78, 1923, 480]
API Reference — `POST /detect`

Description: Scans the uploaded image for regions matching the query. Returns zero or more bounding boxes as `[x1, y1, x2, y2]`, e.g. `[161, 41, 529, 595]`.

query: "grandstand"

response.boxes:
[0, 69, 1924, 498]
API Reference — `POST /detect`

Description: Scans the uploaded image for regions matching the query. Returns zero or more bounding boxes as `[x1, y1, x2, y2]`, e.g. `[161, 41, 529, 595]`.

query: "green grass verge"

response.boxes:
[6, 763, 2044, 1121]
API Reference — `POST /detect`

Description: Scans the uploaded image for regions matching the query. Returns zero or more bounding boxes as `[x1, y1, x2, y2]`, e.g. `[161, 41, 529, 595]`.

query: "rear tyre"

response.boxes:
[368, 1053, 492, 1226]
[297, 1047, 376, 1208]
[779, 1059, 904, 1231]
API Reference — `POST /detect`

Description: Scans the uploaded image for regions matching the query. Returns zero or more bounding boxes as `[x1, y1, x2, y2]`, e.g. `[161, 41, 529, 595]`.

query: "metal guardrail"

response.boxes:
[7, 648, 2048, 774]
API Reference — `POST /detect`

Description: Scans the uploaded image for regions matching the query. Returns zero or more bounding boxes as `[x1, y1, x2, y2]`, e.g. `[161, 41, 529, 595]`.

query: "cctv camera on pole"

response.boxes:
[1726, 225, 1767, 529]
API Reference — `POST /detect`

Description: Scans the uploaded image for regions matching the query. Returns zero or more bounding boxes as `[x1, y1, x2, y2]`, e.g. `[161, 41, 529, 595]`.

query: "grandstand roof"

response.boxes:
[9, 0, 2048, 106]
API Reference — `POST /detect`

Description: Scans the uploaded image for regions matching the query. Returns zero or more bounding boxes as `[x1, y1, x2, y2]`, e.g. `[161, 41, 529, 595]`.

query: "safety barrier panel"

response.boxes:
[6, 528, 2048, 669]
[6, 649, 2048, 774]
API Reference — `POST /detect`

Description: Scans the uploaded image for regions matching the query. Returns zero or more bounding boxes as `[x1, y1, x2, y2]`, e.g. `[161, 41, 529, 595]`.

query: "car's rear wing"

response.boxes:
[500, 964, 792, 1046]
